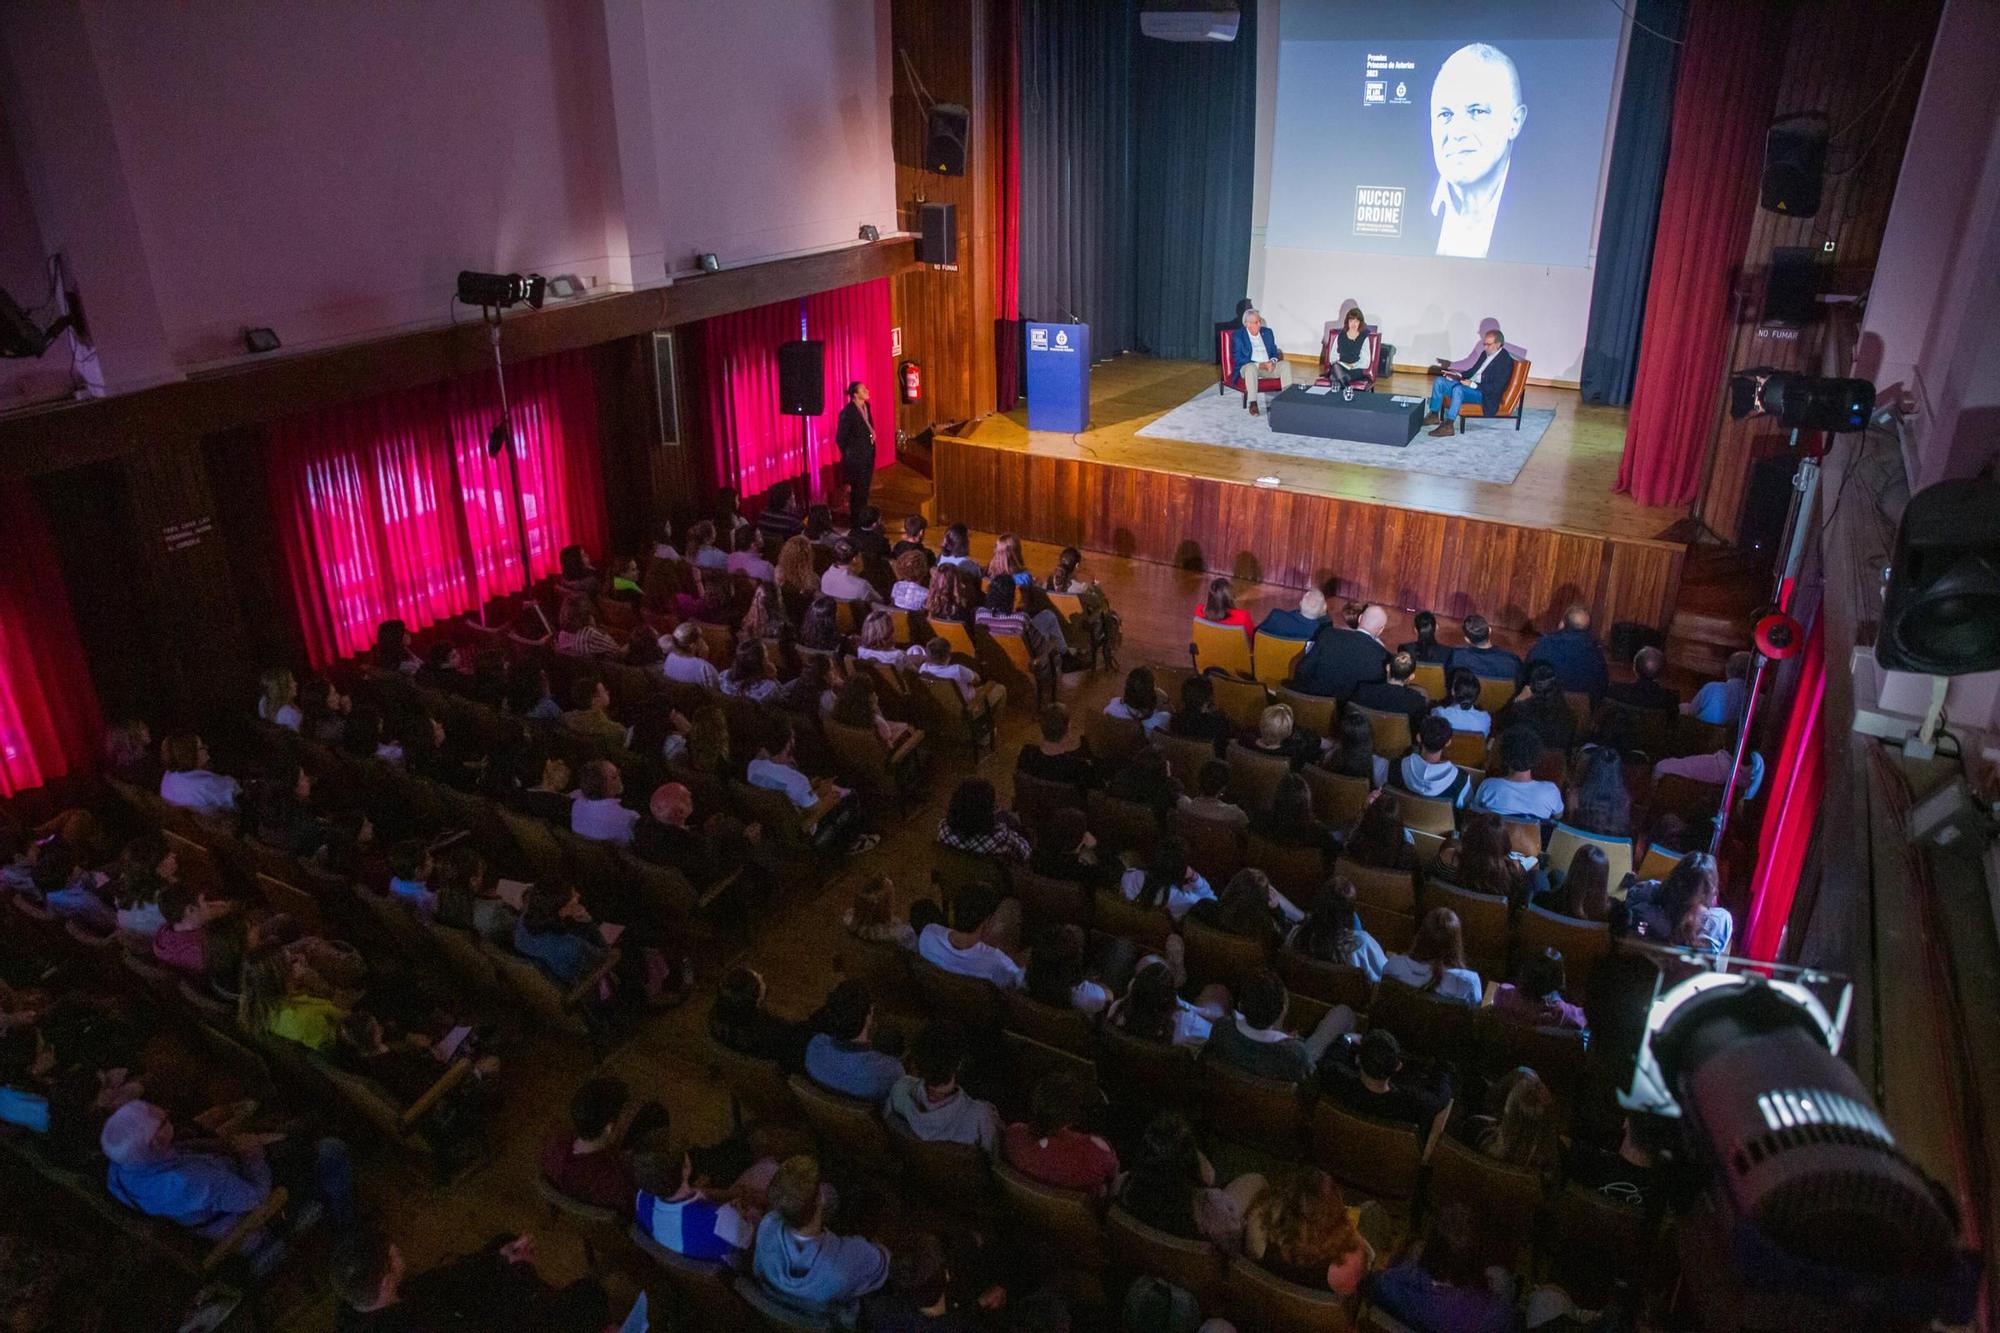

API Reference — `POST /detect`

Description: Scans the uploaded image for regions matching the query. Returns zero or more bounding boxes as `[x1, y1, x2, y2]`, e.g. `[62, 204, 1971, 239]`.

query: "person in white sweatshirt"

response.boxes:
[1394, 715, 1476, 807]
[884, 1023, 1001, 1155]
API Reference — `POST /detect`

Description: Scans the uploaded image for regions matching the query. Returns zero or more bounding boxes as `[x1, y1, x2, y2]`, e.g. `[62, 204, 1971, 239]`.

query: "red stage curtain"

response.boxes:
[702, 278, 894, 504]
[0, 480, 104, 796]
[1615, 0, 1786, 506]
[269, 350, 608, 667]
[994, 0, 1022, 411]
[1742, 614, 1824, 960]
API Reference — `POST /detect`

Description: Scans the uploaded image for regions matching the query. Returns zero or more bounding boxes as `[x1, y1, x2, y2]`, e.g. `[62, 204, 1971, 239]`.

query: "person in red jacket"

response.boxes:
[1194, 578, 1254, 643]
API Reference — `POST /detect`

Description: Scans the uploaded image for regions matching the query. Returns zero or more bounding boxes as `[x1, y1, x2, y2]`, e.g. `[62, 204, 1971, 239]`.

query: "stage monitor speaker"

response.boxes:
[1877, 478, 2000, 676]
[925, 103, 969, 176]
[1737, 452, 1797, 559]
[651, 331, 681, 446]
[777, 340, 825, 416]
[1762, 114, 1828, 217]
[1763, 247, 1819, 324]
[917, 203, 957, 265]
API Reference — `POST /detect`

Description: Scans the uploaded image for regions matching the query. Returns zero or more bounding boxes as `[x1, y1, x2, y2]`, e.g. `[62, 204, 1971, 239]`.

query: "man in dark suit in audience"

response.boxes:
[1606, 646, 1678, 715]
[1254, 587, 1331, 642]
[1353, 652, 1430, 725]
[849, 506, 892, 560]
[1525, 603, 1609, 702]
[1443, 614, 1521, 681]
[835, 380, 877, 519]
[1289, 603, 1390, 700]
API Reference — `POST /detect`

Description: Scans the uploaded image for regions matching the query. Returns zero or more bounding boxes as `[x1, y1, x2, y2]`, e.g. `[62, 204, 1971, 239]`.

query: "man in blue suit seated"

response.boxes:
[1425, 326, 1514, 437]
[1255, 587, 1329, 641]
[1525, 603, 1609, 702]
[1231, 309, 1289, 416]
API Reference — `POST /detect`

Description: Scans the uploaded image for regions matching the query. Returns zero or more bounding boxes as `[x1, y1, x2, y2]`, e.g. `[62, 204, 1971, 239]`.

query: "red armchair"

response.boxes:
[1314, 323, 1382, 391]
[1217, 329, 1283, 406]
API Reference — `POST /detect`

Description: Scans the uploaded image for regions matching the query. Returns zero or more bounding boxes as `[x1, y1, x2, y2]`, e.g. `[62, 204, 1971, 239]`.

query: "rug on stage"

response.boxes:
[1134, 386, 1557, 486]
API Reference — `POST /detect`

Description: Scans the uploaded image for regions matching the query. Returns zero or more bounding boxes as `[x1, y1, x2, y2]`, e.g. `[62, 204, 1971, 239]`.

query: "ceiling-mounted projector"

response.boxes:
[1141, 4, 1239, 41]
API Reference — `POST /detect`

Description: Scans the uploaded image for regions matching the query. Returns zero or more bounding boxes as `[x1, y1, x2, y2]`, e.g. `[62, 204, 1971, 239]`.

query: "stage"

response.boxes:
[933, 355, 1695, 634]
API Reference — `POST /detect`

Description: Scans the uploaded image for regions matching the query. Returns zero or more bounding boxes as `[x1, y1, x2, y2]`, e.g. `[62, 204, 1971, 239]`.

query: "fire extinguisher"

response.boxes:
[900, 360, 922, 403]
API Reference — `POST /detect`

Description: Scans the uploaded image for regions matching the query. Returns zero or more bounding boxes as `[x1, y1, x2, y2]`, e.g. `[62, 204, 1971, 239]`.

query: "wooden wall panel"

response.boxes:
[935, 438, 1687, 633]
[1696, 0, 1939, 542]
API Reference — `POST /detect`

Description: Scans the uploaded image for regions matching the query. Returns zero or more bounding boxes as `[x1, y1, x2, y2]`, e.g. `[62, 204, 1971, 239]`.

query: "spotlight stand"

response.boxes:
[480, 309, 551, 638]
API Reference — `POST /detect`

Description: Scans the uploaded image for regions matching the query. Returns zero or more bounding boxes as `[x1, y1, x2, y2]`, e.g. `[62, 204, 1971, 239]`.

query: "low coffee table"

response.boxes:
[1265, 386, 1425, 448]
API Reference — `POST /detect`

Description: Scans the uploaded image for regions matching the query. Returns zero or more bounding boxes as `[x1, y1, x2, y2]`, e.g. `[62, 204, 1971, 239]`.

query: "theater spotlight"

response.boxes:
[1727, 367, 1873, 432]
[1624, 962, 1978, 1331]
[455, 270, 547, 311]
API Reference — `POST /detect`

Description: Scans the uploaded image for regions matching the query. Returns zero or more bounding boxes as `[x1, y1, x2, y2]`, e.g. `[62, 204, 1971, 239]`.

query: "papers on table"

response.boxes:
[1303, 385, 1334, 395]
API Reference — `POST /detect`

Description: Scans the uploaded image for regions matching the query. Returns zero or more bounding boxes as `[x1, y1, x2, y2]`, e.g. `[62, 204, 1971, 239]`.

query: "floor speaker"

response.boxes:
[918, 203, 957, 265]
[925, 103, 969, 176]
[777, 341, 825, 416]
[1878, 478, 2000, 675]
[1737, 451, 1797, 559]
[1762, 114, 1828, 217]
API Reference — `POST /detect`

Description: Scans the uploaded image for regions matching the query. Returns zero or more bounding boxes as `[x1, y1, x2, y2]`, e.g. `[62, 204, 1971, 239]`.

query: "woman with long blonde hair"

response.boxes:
[986, 532, 1030, 583]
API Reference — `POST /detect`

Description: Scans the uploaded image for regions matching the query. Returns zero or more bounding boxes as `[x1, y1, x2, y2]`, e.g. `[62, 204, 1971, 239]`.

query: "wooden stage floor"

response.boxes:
[932, 355, 1694, 635]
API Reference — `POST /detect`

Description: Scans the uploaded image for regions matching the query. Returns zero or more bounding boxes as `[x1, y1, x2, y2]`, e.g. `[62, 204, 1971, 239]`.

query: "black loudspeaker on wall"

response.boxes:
[1762, 113, 1828, 217]
[1877, 478, 2000, 676]
[1738, 452, 1798, 559]
[925, 103, 969, 176]
[777, 340, 825, 416]
[1763, 247, 1819, 324]
[917, 203, 957, 265]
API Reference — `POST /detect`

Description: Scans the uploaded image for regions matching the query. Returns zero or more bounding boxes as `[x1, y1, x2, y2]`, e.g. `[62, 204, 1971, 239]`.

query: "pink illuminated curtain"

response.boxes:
[268, 350, 608, 666]
[0, 480, 104, 796]
[701, 278, 894, 503]
[1742, 614, 1825, 960]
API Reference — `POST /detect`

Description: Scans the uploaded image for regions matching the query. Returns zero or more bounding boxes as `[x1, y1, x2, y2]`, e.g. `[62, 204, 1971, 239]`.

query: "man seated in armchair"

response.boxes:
[1229, 308, 1289, 416]
[1424, 326, 1514, 437]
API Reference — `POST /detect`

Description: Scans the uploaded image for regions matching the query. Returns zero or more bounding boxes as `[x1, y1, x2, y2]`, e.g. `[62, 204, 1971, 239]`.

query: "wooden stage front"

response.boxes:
[933, 356, 1693, 634]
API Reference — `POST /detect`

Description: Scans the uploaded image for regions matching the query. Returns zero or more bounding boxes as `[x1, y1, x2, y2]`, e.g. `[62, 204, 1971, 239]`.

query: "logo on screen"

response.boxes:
[1029, 328, 1048, 350]
[1353, 186, 1404, 238]
[1364, 80, 1385, 104]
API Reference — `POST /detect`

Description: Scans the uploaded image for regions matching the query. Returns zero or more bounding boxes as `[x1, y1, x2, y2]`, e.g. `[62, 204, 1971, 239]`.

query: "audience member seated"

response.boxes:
[887, 1022, 1000, 1154]
[821, 538, 875, 602]
[372, 619, 424, 675]
[892, 514, 932, 565]
[976, 577, 1062, 669]
[890, 550, 933, 611]
[1342, 795, 1418, 873]
[748, 722, 872, 853]
[1201, 966, 1351, 1084]
[852, 611, 906, 666]
[1491, 948, 1586, 1031]
[1255, 586, 1329, 641]
[1525, 603, 1609, 702]
[801, 594, 848, 654]
[753, 1155, 891, 1320]
[555, 598, 620, 659]
[1512, 658, 1585, 755]
[844, 876, 926, 952]
[1466, 726, 1564, 821]
[101, 1097, 355, 1243]
[1105, 746, 1183, 816]
[722, 639, 781, 702]
[1246, 703, 1324, 771]
[539, 1074, 668, 1214]
[1251, 772, 1340, 858]
[1395, 715, 1473, 807]
[920, 636, 1007, 717]
[1434, 668, 1493, 738]
[1168, 675, 1234, 754]
[1243, 1166, 1370, 1296]
[1398, 609, 1451, 665]
[1364, 1202, 1513, 1333]
[1381, 908, 1482, 1004]
[1016, 703, 1096, 788]
[1353, 651, 1430, 724]
[570, 759, 640, 847]
[1326, 711, 1388, 789]
[1190, 868, 1304, 951]
[1542, 857, 1614, 940]
[1288, 603, 1390, 701]
[112, 833, 176, 941]
[1566, 1115, 1665, 1208]
[935, 523, 978, 573]
[1022, 922, 1122, 1013]
[512, 882, 614, 990]
[1117, 1110, 1263, 1250]
[1652, 744, 1765, 802]
[804, 981, 907, 1102]
[727, 525, 776, 582]
[159, 734, 240, 816]
[985, 532, 1034, 586]
[505, 666, 563, 724]
[1287, 881, 1388, 981]
[633, 1138, 772, 1263]
[433, 846, 517, 946]
[1027, 810, 1108, 887]
[935, 778, 1031, 862]
[661, 622, 722, 689]
[710, 966, 812, 1071]
[26, 841, 115, 935]
[104, 718, 161, 787]
[741, 583, 784, 642]
[152, 883, 236, 975]
[331, 1225, 607, 1333]
[1003, 1072, 1118, 1195]
[1565, 745, 1633, 838]
[1437, 812, 1541, 908]
[1106, 958, 1222, 1050]
[1461, 1067, 1559, 1172]
[1104, 667, 1170, 731]
[1195, 577, 1254, 643]
[258, 666, 304, 732]
[831, 676, 921, 755]
[240, 951, 356, 1052]
[1119, 835, 1214, 922]
[686, 520, 728, 572]
[1181, 760, 1249, 828]
[803, 504, 837, 548]
[510, 750, 576, 825]
[385, 840, 438, 919]
[1045, 546, 1123, 660]
[1686, 650, 1752, 726]
[1317, 1028, 1453, 1143]
[1618, 851, 1732, 954]
[758, 481, 806, 545]
[917, 885, 1025, 990]
[1443, 614, 1521, 683]
[1607, 645, 1678, 716]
